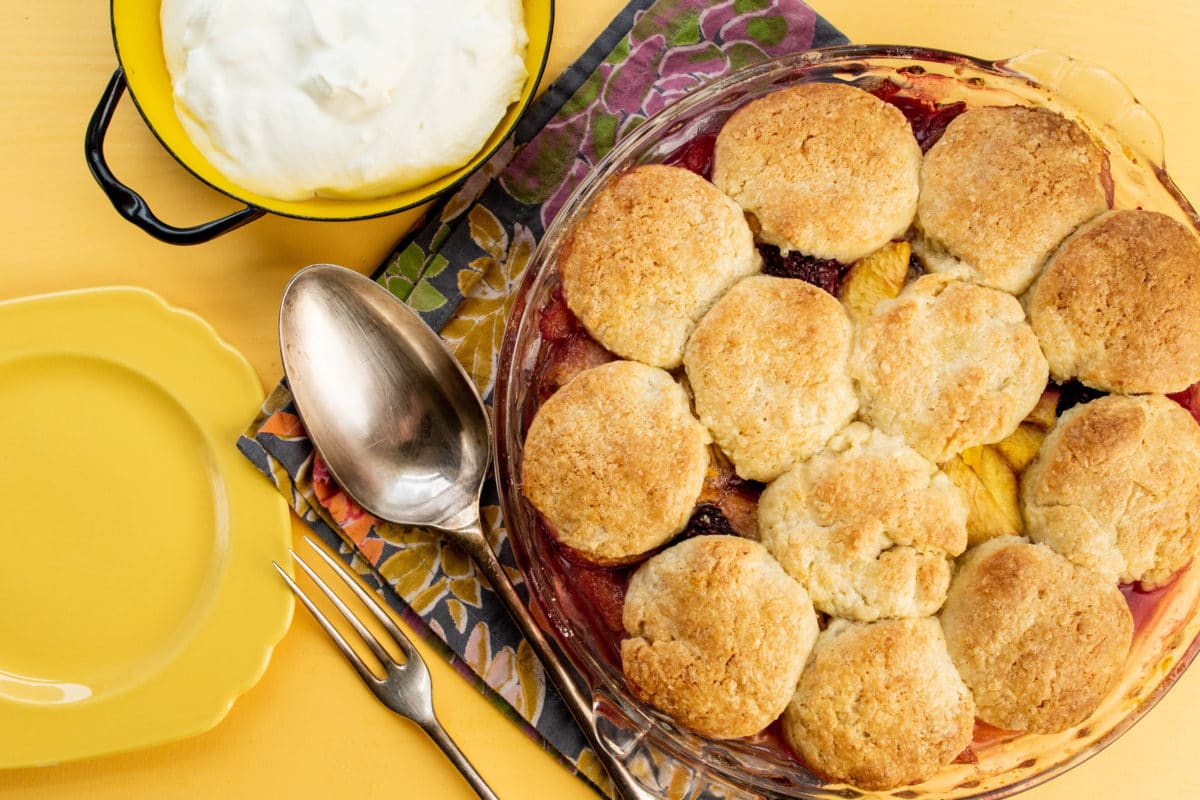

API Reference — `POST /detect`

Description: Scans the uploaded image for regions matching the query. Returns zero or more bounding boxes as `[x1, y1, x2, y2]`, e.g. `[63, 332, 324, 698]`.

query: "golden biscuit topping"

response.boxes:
[520, 79, 1200, 791]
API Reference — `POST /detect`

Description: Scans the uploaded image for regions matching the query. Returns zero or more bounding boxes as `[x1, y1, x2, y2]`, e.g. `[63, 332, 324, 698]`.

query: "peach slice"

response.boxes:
[838, 241, 912, 323]
[960, 445, 1023, 534]
[942, 452, 1023, 546]
[1025, 386, 1061, 431]
[993, 423, 1047, 473]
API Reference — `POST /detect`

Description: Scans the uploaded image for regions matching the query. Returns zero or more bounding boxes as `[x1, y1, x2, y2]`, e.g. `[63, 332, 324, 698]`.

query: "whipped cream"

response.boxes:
[160, 0, 528, 201]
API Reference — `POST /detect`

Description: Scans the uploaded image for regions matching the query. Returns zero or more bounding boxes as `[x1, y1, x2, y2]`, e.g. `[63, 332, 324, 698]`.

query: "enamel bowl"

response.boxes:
[85, 0, 554, 243]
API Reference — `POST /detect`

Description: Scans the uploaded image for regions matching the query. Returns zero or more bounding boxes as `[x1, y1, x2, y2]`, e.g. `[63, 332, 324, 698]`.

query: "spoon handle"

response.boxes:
[446, 518, 656, 800]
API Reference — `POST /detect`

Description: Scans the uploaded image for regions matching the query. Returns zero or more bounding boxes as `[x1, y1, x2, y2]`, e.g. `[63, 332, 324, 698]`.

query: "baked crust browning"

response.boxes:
[783, 618, 975, 790]
[759, 423, 968, 620]
[621, 535, 819, 739]
[558, 164, 761, 368]
[519, 77, 1200, 786]
[916, 105, 1109, 294]
[1021, 394, 1200, 588]
[713, 82, 921, 263]
[940, 536, 1133, 733]
[684, 275, 859, 482]
[1027, 209, 1200, 393]
[521, 360, 711, 563]
[849, 274, 1049, 464]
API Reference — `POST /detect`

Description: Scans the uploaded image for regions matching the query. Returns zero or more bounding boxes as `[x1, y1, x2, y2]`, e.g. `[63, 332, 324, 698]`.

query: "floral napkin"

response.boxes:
[238, 2, 845, 796]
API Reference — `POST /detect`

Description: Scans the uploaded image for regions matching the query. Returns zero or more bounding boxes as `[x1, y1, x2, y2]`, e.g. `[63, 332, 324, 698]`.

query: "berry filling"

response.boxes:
[758, 246, 848, 295]
[531, 287, 616, 406]
[662, 132, 717, 180]
[1169, 382, 1200, 424]
[868, 78, 967, 152]
[1055, 380, 1109, 415]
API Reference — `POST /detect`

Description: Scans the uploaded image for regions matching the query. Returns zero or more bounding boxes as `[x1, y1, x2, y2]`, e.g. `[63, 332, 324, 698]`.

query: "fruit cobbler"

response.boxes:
[518, 78, 1200, 791]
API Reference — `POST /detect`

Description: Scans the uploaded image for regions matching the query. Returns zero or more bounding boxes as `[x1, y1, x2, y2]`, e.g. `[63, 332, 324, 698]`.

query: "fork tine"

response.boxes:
[287, 549, 398, 669]
[273, 560, 381, 687]
[302, 537, 419, 663]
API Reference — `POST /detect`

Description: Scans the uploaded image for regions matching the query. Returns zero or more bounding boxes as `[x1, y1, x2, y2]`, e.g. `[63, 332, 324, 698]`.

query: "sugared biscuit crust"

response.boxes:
[1027, 210, 1200, 393]
[712, 82, 921, 263]
[783, 618, 976, 790]
[684, 275, 858, 482]
[849, 274, 1049, 464]
[1021, 394, 1200, 588]
[521, 360, 710, 563]
[940, 536, 1133, 733]
[916, 105, 1109, 294]
[758, 423, 967, 620]
[521, 79, 1200, 787]
[621, 535, 819, 739]
[557, 164, 761, 368]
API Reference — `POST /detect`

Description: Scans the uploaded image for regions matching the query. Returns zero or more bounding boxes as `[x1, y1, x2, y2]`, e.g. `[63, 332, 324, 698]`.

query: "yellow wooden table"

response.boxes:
[1, 1, 1197, 798]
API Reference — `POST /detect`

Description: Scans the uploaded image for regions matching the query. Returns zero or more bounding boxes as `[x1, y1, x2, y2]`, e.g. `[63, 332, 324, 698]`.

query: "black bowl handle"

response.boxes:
[85, 68, 266, 245]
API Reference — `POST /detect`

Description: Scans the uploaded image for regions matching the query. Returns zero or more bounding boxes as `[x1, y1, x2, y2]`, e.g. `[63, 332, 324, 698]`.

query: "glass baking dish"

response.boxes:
[494, 44, 1200, 799]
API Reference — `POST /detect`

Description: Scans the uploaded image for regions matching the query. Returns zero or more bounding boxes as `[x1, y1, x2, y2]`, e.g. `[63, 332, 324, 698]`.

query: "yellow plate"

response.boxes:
[0, 288, 293, 767]
[110, 0, 555, 220]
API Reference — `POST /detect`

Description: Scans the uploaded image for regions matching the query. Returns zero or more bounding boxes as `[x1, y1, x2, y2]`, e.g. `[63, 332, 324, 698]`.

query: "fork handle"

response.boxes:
[443, 518, 656, 800]
[421, 717, 501, 800]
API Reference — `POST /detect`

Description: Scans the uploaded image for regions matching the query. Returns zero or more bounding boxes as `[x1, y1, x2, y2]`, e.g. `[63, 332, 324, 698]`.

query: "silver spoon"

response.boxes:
[279, 264, 652, 800]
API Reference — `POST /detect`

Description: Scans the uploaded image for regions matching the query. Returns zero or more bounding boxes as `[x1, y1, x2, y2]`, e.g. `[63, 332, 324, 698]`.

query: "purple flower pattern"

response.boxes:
[497, 0, 827, 232]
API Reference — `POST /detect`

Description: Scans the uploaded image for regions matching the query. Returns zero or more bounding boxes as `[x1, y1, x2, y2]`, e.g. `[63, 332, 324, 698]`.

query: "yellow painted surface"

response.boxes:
[0, 1, 1197, 798]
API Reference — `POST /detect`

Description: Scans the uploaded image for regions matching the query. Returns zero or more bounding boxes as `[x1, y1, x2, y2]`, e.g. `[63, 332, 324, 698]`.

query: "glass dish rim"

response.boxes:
[493, 43, 1200, 799]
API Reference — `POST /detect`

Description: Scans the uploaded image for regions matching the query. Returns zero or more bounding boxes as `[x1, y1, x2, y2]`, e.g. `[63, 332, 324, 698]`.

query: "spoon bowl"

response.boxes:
[278, 264, 652, 800]
[280, 264, 489, 529]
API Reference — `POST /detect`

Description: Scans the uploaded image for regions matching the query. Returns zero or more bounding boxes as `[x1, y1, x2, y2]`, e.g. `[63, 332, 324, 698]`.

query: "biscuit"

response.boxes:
[759, 423, 968, 620]
[521, 360, 711, 563]
[782, 618, 975, 790]
[684, 275, 858, 482]
[621, 535, 819, 739]
[1027, 210, 1200, 393]
[557, 164, 761, 368]
[1021, 394, 1200, 588]
[915, 105, 1109, 294]
[849, 274, 1049, 464]
[940, 536, 1133, 733]
[712, 82, 921, 263]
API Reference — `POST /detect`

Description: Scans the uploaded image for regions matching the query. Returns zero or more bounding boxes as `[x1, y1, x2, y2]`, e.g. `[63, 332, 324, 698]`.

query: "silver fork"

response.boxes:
[274, 537, 499, 800]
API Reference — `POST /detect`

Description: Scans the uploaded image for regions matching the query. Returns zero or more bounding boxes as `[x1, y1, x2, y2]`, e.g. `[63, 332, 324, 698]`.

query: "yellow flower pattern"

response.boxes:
[464, 622, 546, 722]
[441, 205, 536, 398]
[376, 507, 502, 628]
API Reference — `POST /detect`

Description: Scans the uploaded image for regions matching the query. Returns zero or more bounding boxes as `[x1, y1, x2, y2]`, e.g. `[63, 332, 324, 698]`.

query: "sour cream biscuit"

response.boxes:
[759, 423, 968, 621]
[557, 164, 761, 369]
[684, 275, 858, 482]
[916, 105, 1109, 294]
[1021, 394, 1200, 588]
[521, 360, 710, 564]
[1027, 210, 1200, 393]
[940, 536, 1132, 733]
[622, 535, 819, 739]
[783, 618, 975, 790]
[849, 274, 1048, 464]
[712, 83, 921, 263]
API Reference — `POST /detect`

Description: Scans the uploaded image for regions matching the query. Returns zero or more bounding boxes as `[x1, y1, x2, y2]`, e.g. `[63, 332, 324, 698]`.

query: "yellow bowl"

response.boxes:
[88, 0, 554, 242]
